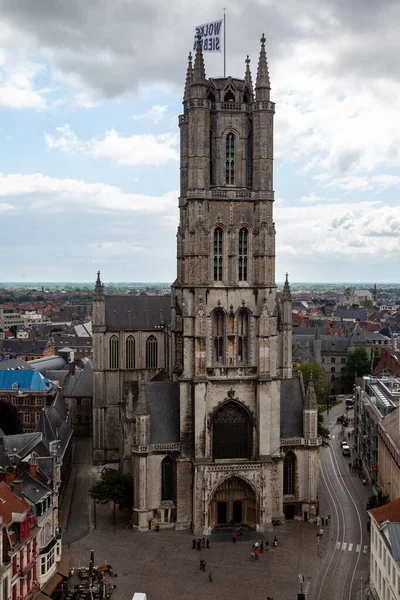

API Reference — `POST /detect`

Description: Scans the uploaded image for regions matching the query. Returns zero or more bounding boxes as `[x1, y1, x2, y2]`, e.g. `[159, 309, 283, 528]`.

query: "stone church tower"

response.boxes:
[170, 34, 318, 533]
[92, 34, 320, 534]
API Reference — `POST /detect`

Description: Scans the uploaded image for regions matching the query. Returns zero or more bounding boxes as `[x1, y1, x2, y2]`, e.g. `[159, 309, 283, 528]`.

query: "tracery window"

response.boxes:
[126, 336, 135, 369]
[213, 227, 223, 281]
[237, 309, 249, 364]
[247, 130, 253, 187]
[283, 451, 296, 495]
[225, 132, 235, 185]
[161, 456, 175, 501]
[109, 335, 119, 369]
[212, 401, 251, 459]
[212, 309, 225, 364]
[146, 335, 158, 369]
[238, 227, 248, 281]
[210, 130, 215, 186]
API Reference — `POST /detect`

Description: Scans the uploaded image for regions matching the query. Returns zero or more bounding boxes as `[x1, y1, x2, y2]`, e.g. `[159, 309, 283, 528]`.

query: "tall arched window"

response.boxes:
[238, 227, 248, 281]
[214, 227, 223, 281]
[125, 336, 135, 369]
[212, 401, 251, 459]
[109, 336, 119, 369]
[247, 130, 253, 187]
[161, 456, 175, 501]
[209, 130, 215, 186]
[237, 309, 249, 364]
[212, 309, 225, 364]
[284, 451, 296, 495]
[146, 335, 158, 369]
[225, 133, 235, 185]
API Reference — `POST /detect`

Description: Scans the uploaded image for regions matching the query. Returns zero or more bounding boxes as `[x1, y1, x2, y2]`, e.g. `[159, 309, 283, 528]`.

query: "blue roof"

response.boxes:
[0, 370, 53, 392]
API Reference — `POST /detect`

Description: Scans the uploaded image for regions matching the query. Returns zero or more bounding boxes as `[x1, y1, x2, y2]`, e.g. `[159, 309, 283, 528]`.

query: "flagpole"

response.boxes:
[223, 7, 226, 77]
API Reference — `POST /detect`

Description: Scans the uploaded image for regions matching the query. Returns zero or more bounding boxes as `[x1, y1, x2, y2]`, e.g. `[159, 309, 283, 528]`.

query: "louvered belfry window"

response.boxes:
[214, 227, 223, 281]
[225, 132, 235, 185]
[238, 227, 248, 281]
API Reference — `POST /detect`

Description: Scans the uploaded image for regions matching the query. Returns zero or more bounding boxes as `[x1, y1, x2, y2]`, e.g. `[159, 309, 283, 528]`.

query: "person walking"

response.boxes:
[260, 540, 264, 553]
[321, 516, 325, 527]
[206, 539, 209, 549]
[232, 532, 237, 544]
[265, 540, 270, 552]
[192, 539, 196, 550]
[250, 551, 255, 562]
[201, 537, 206, 548]
[255, 549, 259, 560]
[200, 558, 206, 572]
[208, 571, 213, 582]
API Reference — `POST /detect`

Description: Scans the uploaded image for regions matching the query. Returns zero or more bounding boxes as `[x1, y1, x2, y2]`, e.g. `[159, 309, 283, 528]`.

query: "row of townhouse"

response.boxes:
[368, 498, 400, 600]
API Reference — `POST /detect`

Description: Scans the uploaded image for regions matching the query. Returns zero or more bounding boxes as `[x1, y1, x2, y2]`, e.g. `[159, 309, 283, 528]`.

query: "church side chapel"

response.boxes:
[92, 33, 321, 534]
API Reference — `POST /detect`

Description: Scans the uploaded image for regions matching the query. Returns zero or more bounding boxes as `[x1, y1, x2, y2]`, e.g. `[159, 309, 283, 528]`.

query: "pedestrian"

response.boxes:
[325, 515, 329, 526]
[197, 538, 201, 551]
[265, 540, 270, 552]
[192, 539, 196, 550]
[201, 537, 205, 548]
[273, 536, 278, 547]
[328, 514, 331, 522]
[254, 542, 259, 550]
[260, 540, 264, 553]
[250, 551, 255, 562]
[321, 516, 325, 527]
[349, 462, 352, 470]
[206, 539, 209, 549]
[208, 571, 213, 582]
[232, 532, 237, 544]
[255, 549, 259, 560]
[319, 528, 324, 536]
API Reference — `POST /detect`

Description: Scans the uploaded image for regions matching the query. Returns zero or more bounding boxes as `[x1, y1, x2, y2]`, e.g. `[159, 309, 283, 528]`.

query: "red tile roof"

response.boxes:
[0, 481, 30, 525]
[369, 497, 400, 526]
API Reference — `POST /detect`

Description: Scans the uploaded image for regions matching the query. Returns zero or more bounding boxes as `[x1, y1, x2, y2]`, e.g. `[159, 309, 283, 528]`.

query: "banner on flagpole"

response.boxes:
[194, 20, 223, 52]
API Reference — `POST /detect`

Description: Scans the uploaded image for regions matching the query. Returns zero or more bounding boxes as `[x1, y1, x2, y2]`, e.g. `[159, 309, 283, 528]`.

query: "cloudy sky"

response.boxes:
[0, 0, 399, 283]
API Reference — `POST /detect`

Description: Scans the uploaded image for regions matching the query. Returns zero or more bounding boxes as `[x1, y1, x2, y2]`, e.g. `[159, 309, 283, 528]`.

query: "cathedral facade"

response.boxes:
[92, 35, 321, 534]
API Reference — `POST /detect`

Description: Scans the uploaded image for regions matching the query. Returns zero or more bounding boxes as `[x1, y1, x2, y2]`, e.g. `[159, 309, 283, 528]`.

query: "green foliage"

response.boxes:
[341, 346, 371, 392]
[317, 411, 330, 447]
[0, 401, 22, 434]
[367, 491, 390, 511]
[360, 299, 374, 309]
[294, 362, 329, 404]
[89, 468, 133, 508]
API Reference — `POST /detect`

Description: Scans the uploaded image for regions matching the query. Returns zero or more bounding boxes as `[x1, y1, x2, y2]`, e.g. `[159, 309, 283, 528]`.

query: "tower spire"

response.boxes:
[192, 32, 206, 84]
[282, 272, 291, 302]
[255, 33, 271, 100]
[183, 52, 193, 101]
[244, 55, 253, 94]
[305, 372, 317, 409]
[94, 271, 104, 300]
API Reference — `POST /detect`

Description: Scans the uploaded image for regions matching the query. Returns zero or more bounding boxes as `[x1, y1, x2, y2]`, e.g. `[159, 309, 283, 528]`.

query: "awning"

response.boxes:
[42, 573, 63, 596]
[57, 555, 70, 578]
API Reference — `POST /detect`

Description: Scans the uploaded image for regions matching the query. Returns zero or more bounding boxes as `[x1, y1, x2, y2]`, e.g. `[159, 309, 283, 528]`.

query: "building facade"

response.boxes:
[368, 498, 400, 600]
[92, 35, 321, 534]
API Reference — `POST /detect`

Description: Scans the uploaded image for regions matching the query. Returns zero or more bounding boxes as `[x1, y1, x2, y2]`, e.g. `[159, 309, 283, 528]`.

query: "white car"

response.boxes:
[342, 444, 351, 456]
[340, 440, 348, 448]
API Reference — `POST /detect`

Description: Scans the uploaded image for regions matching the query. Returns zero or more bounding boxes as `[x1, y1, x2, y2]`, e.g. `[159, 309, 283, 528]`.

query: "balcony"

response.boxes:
[206, 365, 257, 378]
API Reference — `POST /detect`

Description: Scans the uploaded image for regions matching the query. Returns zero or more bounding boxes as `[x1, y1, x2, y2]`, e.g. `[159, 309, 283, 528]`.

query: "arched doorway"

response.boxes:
[209, 476, 259, 529]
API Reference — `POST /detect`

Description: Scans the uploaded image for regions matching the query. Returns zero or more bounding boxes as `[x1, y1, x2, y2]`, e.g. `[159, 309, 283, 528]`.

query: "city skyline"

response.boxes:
[0, 0, 399, 282]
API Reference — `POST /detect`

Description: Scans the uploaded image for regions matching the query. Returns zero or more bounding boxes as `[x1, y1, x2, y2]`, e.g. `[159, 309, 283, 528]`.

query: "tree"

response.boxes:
[293, 362, 329, 405]
[341, 346, 371, 392]
[318, 410, 330, 447]
[89, 468, 133, 507]
[361, 298, 374, 309]
[0, 401, 23, 435]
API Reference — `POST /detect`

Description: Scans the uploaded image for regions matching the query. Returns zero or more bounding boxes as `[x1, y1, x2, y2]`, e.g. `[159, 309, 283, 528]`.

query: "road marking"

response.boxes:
[356, 544, 361, 553]
[303, 582, 310, 597]
[336, 542, 341, 550]
[363, 545, 368, 554]
[348, 543, 353, 551]
[342, 543, 347, 551]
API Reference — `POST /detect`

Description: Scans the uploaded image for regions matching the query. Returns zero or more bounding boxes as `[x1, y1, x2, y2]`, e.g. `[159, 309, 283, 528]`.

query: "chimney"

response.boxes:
[5, 466, 16, 484]
[12, 480, 23, 498]
[29, 457, 39, 478]
[69, 361, 76, 376]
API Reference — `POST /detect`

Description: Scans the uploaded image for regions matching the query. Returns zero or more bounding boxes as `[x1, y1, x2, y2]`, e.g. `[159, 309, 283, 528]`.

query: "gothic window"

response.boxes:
[125, 336, 135, 369]
[109, 336, 119, 369]
[210, 131, 215, 186]
[283, 451, 296, 495]
[224, 88, 235, 102]
[237, 309, 249, 364]
[213, 227, 223, 281]
[207, 89, 216, 103]
[225, 133, 235, 185]
[247, 129, 253, 187]
[238, 227, 248, 281]
[146, 335, 158, 369]
[212, 309, 225, 364]
[212, 401, 251, 459]
[161, 456, 175, 501]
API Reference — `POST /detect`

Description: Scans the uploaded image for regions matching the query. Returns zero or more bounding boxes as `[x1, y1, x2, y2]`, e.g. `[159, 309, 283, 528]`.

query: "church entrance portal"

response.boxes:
[210, 476, 258, 529]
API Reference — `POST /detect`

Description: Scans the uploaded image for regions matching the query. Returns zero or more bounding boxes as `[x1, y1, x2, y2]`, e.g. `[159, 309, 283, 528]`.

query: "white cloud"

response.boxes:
[314, 173, 400, 193]
[300, 193, 324, 203]
[45, 124, 179, 167]
[0, 172, 178, 214]
[133, 104, 168, 124]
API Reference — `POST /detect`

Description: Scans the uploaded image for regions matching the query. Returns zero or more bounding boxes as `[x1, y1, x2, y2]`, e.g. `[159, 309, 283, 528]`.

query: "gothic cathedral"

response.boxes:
[92, 35, 321, 534]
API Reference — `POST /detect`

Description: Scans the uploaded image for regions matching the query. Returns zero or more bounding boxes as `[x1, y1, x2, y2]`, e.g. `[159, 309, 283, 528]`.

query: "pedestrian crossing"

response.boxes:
[335, 542, 368, 553]
[302, 581, 310, 597]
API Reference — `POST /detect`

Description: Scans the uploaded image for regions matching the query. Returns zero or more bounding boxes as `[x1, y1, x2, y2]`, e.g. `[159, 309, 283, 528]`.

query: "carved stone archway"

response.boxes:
[209, 476, 259, 530]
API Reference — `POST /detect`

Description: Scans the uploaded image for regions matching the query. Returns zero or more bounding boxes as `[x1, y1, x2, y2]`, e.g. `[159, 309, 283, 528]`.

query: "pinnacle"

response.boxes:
[244, 55, 253, 94]
[193, 31, 206, 84]
[282, 272, 292, 302]
[255, 32, 271, 94]
[183, 52, 193, 101]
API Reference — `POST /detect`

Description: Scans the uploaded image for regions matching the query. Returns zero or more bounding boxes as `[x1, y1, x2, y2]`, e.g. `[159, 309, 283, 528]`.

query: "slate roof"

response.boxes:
[334, 309, 367, 321]
[380, 407, 400, 447]
[293, 326, 330, 336]
[54, 336, 93, 349]
[105, 295, 171, 331]
[1, 432, 43, 460]
[0, 370, 53, 392]
[28, 355, 67, 374]
[321, 337, 350, 353]
[0, 339, 48, 354]
[63, 361, 93, 397]
[16, 471, 51, 504]
[36, 407, 73, 456]
[0, 357, 33, 370]
[0, 481, 30, 525]
[386, 522, 400, 561]
[280, 378, 304, 438]
[350, 324, 368, 343]
[143, 381, 180, 443]
[369, 497, 400, 526]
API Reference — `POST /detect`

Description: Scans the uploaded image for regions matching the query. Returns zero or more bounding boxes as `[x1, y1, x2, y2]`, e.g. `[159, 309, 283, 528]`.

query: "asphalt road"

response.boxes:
[312, 400, 371, 600]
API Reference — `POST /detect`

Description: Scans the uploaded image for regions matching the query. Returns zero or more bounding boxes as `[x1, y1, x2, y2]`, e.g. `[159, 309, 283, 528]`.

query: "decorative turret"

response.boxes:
[183, 52, 193, 101]
[282, 272, 291, 302]
[304, 372, 318, 440]
[192, 32, 206, 86]
[93, 271, 104, 301]
[305, 373, 317, 410]
[279, 273, 292, 379]
[244, 55, 254, 96]
[255, 33, 271, 101]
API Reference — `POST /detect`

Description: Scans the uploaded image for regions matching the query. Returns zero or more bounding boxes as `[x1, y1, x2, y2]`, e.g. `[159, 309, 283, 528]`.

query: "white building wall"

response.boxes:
[370, 521, 400, 600]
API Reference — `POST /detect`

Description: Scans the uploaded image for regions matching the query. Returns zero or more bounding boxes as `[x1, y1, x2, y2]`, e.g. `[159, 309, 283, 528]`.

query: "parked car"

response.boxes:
[340, 440, 348, 448]
[342, 444, 351, 456]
